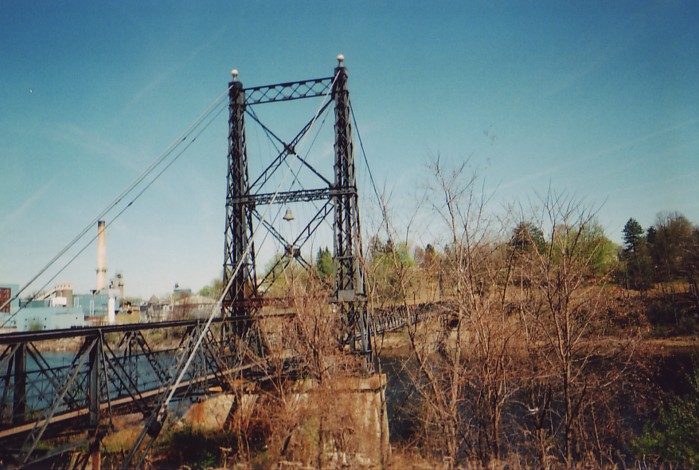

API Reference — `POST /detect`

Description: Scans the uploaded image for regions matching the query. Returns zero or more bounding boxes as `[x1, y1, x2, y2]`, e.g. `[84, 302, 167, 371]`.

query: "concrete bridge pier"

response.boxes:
[182, 374, 390, 468]
[324, 373, 390, 468]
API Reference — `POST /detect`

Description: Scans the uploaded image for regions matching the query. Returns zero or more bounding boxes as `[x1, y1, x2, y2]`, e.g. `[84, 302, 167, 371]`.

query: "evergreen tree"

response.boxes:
[510, 221, 546, 254]
[620, 218, 653, 292]
[315, 246, 335, 283]
[622, 218, 644, 254]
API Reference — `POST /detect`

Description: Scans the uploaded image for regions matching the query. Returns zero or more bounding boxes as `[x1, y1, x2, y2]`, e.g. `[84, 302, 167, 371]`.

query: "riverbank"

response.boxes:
[8, 322, 698, 356]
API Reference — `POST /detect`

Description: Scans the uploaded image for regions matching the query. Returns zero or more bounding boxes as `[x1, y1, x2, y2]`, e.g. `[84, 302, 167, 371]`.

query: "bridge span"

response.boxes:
[0, 316, 287, 467]
[0, 56, 432, 468]
[0, 302, 439, 467]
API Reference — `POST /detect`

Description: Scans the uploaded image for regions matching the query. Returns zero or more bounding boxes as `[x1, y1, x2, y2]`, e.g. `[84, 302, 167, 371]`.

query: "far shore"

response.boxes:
[7, 329, 696, 356]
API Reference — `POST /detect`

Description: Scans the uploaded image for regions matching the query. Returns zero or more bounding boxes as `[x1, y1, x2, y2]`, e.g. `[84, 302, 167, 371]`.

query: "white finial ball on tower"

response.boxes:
[231, 69, 239, 81]
[337, 54, 344, 65]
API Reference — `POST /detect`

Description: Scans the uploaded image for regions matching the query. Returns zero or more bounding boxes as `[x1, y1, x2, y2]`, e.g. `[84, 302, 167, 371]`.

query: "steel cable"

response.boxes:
[1, 86, 231, 325]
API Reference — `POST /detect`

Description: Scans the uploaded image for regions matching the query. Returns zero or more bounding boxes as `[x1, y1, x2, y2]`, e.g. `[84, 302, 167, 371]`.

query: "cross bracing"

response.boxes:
[220, 57, 371, 362]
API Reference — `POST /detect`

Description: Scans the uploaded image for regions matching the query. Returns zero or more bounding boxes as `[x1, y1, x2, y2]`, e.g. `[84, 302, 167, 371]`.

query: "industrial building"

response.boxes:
[0, 221, 124, 331]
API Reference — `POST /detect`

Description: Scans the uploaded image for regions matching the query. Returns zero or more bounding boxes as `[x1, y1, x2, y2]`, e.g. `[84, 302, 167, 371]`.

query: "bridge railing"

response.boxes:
[371, 301, 451, 335]
[0, 319, 264, 466]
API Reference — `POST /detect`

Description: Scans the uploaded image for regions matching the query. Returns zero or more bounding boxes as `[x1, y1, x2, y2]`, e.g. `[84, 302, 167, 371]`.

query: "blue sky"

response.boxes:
[1, 1, 698, 298]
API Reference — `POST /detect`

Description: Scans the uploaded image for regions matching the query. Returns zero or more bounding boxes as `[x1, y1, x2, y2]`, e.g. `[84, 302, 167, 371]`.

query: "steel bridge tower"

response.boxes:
[0, 57, 385, 468]
[221, 55, 371, 362]
[222, 70, 256, 337]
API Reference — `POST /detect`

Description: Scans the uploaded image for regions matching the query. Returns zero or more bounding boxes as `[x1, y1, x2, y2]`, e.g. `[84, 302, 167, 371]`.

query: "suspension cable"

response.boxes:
[124, 71, 341, 468]
[1, 85, 230, 323]
[350, 101, 389, 234]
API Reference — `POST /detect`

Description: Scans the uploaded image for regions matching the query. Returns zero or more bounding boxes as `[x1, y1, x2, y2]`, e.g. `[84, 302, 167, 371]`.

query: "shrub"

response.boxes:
[633, 363, 699, 467]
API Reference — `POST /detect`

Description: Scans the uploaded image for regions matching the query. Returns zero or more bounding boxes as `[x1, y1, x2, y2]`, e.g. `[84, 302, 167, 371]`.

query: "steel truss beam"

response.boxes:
[222, 77, 258, 329]
[120, 318, 272, 469]
[0, 318, 228, 343]
[0, 60, 424, 467]
[0, 317, 279, 467]
[231, 187, 355, 206]
[245, 77, 333, 105]
[16, 336, 97, 466]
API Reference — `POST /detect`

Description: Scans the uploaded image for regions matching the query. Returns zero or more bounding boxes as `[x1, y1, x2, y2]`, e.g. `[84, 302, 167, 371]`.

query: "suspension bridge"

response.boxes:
[0, 56, 435, 468]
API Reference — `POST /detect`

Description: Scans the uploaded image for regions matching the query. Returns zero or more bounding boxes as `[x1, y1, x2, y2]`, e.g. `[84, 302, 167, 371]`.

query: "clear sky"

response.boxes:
[1, 1, 698, 299]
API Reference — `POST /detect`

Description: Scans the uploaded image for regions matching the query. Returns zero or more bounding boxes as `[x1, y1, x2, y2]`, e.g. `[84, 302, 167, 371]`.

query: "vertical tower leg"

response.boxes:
[88, 335, 100, 428]
[332, 58, 372, 367]
[88, 336, 101, 470]
[13, 343, 26, 425]
[222, 71, 257, 339]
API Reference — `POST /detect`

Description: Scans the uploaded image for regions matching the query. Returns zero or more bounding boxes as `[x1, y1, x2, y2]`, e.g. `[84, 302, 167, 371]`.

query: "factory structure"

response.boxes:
[0, 221, 125, 332]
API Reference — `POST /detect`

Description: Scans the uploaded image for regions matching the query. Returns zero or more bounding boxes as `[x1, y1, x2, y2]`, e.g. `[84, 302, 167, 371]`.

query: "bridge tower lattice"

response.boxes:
[220, 56, 371, 362]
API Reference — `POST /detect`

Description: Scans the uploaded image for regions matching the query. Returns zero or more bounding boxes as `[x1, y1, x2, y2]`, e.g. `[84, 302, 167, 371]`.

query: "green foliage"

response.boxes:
[159, 427, 230, 468]
[315, 246, 335, 283]
[368, 238, 416, 303]
[198, 277, 223, 298]
[511, 221, 547, 254]
[622, 218, 644, 253]
[634, 364, 699, 467]
[648, 213, 695, 282]
[618, 218, 655, 292]
[548, 221, 618, 277]
[620, 218, 653, 290]
[619, 212, 699, 298]
[623, 243, 654, 293]
[584, 224, 619, 277]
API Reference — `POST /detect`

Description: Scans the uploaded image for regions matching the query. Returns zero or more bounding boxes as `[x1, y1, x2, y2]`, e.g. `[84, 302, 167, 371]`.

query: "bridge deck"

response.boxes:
[0, 362, 254, 440]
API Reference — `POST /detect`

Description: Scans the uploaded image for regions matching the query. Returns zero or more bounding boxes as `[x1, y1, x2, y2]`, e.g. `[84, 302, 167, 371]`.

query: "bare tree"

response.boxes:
[390, 163, 638, 468]
[514, 191, 636, 466]
[229, 266, 383, 468]
[397, 157, 520, 466]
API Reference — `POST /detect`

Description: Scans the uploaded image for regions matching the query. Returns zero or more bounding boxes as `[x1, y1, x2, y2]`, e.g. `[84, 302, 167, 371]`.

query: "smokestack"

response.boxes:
[96, 220, 107, 291]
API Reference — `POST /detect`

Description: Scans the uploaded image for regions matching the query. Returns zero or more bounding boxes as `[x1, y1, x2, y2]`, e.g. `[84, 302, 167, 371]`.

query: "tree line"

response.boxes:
[364, 211, 699, 331]
[190, 158, 698, 467]
[620, 213, 699, 297]
[356, 159, 698, 467]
